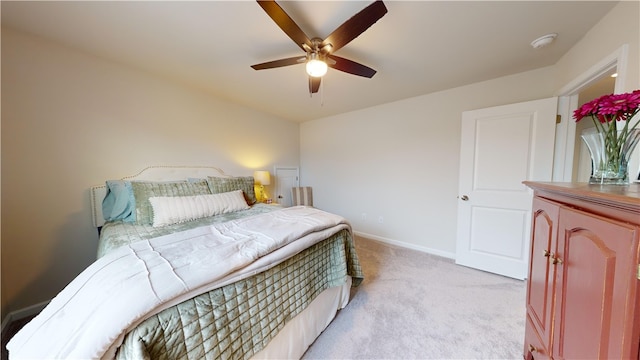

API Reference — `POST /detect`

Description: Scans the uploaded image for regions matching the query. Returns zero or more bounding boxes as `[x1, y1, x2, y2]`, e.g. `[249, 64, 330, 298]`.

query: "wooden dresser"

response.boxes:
[523, 182, 640, 360]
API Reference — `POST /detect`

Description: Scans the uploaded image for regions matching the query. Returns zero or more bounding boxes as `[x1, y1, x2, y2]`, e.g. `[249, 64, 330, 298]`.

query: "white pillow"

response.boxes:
[148, 190, 249, 227]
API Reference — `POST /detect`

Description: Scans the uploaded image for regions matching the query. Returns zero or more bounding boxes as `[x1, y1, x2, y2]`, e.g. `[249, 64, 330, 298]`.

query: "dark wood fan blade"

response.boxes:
[258, 0, 311, 51]
[328, 55, 377, 78]
[309, 76, 321, 93]
[251, 56, 304, 70]
[322, 1, 387, 53]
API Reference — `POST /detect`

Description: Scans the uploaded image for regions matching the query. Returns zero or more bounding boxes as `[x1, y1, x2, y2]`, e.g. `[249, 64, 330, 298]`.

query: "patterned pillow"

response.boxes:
[131, 180, 211, 225]
[207, 176, 257, 205]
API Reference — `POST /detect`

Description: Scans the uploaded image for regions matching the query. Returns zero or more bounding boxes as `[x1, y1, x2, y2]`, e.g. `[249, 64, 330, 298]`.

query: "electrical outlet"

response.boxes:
[378, 216, 384, 224]
[361, 213, 367, 221]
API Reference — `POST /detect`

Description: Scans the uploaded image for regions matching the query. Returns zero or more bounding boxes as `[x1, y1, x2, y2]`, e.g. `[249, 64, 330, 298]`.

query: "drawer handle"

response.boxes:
[543, 251, 563, 265]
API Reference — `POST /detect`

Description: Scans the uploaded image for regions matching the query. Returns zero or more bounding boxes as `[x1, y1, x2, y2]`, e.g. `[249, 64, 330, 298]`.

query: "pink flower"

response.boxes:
[599, 93, 636, 116]
[573, 90, 640, 124]
[573, 97, 599, 121]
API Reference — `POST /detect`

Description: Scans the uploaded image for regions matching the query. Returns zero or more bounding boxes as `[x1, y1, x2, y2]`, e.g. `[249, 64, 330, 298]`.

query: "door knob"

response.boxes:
[460, 195, 469, 201]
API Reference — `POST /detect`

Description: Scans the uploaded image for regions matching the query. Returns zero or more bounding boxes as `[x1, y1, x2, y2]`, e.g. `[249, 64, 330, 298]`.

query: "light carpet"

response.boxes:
[302, 236, 526, 360]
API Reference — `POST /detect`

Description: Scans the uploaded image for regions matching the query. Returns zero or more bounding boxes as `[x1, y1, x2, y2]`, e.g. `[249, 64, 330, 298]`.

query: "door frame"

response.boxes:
[553, 44, 629, 181]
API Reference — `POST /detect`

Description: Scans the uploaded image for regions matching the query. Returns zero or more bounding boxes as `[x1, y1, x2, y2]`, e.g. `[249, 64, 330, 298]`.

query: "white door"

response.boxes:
[274, 167, 299, 207]
[455, 97, 557, 279]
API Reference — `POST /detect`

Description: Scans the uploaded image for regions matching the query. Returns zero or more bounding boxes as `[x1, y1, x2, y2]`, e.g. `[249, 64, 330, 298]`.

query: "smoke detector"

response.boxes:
[531, 33, 557, 49]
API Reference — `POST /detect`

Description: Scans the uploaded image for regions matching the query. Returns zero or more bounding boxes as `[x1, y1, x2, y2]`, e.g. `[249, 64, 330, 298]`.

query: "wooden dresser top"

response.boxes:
[523, 182, 640, 221]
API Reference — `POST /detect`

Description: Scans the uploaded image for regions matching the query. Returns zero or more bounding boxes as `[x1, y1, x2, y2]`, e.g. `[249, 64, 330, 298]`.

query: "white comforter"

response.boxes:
[7, 206, 350, 360]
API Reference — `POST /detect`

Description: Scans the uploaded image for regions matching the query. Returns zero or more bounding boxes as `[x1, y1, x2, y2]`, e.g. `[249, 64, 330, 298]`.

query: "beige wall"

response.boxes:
[300, 1, 638, 257]
[300, 67, 556, 256]
[1, 28, 299, 318]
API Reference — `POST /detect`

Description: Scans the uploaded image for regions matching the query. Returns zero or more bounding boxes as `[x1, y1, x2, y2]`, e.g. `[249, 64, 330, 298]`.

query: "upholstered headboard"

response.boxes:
[90, 166, 232, 228]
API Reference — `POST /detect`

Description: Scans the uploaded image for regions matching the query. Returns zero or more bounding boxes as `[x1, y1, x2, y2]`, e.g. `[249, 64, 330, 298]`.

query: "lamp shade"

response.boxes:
[253, 171, 271, 186]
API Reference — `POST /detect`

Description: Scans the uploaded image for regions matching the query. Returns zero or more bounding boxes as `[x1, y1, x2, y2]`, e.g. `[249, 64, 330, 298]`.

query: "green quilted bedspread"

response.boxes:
[116, 229, 362, 359]
[98, 205, 363, 360]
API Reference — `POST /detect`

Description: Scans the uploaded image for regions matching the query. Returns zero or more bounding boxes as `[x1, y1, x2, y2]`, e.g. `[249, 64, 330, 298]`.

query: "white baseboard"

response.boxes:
[353, 231, 456, 260]
[1, 300, 49, 333]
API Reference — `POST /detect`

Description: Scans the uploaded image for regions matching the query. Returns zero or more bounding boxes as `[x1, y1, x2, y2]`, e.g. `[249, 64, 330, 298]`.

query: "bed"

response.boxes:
[7, 166, 363, 360]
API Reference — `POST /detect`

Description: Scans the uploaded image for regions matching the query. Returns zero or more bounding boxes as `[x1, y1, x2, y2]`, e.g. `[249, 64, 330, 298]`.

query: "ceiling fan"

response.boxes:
[251, 0, 388, 95]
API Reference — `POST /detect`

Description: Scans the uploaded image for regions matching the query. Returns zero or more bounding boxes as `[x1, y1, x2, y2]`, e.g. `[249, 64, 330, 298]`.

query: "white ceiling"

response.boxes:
[1, 1, 618, 122]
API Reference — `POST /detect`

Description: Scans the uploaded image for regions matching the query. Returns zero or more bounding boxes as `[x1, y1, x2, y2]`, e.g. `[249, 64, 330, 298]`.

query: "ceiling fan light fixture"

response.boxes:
[252, 0, 388, 92]
[306, 58, 328, 77]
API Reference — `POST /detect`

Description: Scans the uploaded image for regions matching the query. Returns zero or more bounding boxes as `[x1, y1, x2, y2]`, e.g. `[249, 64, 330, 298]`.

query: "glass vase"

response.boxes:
[581, 127, 640, 185]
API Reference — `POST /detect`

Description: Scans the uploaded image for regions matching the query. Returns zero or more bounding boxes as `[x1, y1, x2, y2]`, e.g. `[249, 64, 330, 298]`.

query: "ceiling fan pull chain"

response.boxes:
[320, 77, 324, 107]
